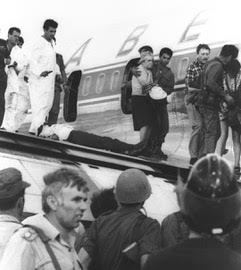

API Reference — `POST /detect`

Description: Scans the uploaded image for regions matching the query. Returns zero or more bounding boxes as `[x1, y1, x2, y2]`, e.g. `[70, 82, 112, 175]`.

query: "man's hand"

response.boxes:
[63, 83, 70, 93]
[142, 83, 155, 95]
[132, 66, 141, 77]
[40, 70, 53, 77]
[56, 74, 64, 84]
[4, 57, 11, 65]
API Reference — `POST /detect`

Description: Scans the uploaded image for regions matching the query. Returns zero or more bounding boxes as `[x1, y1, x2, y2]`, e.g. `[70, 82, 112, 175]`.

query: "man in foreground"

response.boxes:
[79, 168, 162, 270]
[0, 167, 89, 269]
[144, 154, 241, 270]
[0, 167, 30, 260]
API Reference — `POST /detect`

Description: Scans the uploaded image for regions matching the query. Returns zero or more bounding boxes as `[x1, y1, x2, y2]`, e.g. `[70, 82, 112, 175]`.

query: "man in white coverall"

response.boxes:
[28, 19, 58, 135]
[1, 37, 30, 132]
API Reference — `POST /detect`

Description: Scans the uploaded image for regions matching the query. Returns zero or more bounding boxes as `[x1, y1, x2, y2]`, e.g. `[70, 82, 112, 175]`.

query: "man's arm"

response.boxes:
[206, 62, 225, 97]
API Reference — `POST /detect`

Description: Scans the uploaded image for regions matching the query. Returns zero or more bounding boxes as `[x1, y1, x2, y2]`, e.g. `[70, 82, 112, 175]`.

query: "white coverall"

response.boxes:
[28, 37, 56, 135]
[1, 45, 30, 132]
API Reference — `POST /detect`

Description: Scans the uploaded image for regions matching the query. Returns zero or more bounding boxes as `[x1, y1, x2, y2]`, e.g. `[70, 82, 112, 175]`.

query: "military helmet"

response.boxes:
[115, 168, 151, 204]
[181, 154, 241, 234]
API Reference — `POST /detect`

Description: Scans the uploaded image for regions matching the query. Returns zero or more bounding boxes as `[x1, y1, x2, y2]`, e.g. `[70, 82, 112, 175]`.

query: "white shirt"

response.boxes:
[0, 214, 22, 261]
[0, 213, 82, 270]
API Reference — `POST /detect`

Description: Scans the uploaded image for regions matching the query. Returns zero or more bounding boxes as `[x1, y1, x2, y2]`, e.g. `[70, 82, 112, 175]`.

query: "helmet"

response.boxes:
[115, 169, 151, 204]
[181, 154, 241, 235]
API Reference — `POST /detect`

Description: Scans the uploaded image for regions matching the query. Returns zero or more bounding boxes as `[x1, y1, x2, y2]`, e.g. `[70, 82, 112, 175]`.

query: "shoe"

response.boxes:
[189, 157, 198, 165]
[150, 149, 168, 160]
[125, 142, 147, 156]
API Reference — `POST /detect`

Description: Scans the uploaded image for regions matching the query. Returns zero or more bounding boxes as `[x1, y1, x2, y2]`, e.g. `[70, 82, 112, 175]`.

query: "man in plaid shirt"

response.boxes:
[185, 44, 210, 165]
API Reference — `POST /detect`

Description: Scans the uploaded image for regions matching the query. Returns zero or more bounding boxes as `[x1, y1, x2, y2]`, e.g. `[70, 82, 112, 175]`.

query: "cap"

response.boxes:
[0, 167, 30, 199]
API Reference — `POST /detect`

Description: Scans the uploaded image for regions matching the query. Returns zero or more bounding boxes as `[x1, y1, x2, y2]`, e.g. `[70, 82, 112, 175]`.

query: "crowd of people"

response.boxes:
[0, 154, 241, 269]
[0, 20, 68, 134]
[124, 42, 241, 179]
[1, 19, 241, 172]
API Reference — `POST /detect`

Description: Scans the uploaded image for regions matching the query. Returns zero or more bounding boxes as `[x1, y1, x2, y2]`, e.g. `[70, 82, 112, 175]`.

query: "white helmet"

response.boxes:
[149, 86, 167, 100]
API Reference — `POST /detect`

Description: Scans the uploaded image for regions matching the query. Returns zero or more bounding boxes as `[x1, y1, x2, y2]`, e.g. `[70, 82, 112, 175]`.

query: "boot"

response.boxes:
[125, 141, 148, 156]
[151, 145, 168, 160]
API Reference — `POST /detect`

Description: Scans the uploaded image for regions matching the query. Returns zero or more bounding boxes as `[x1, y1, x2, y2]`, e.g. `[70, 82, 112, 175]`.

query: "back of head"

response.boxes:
[180, 154, 241, 235]
[43, 19, 58, 31]
[90, 188, 118, 218]
[115, 168, 151, 204]
[220, 44, 239, 59]
[159, 47, 173, 58]
[42, 167, 89, 213]
[0, 167, 30, 211]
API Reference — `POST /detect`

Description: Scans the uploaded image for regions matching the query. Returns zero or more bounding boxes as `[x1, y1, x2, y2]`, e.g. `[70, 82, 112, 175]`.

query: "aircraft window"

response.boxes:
[177, 57, 189, 81]
[96, 73, 105, 94]
[82, 76, 91, 96]
[110, 71, 120, 91]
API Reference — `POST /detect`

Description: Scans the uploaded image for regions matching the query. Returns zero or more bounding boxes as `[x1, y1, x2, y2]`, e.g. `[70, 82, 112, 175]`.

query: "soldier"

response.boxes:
[79, 168, 162, 270]
[145, 154, 241, 270]
[0, 167, 30, 260]
[199, 45, 239, 155]
[0, 167, 89, 270]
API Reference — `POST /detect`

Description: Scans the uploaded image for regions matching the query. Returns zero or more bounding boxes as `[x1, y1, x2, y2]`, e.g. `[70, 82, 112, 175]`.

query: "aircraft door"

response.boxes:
[64, 70, 82, 122]
[120, 58, 139, 114]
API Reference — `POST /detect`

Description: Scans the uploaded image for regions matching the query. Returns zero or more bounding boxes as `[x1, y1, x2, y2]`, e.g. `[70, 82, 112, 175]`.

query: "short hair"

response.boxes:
[90, 188, 118, 218]
[18, 36, 24, 45]
[0, 190, 24, 211]
[43, 19, 58, 31]
[196, 44, 210, 54]
[42, 167, 89, 213]
[159, 47, 173, 58]
[138, 45, 153, 54]
[8, 27, 21, 35]
[220, 44, 239, 59]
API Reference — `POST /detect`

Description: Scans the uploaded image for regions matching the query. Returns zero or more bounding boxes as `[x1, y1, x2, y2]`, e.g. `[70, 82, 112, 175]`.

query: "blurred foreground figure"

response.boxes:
[0, 167, 30, 260]
[79, 168, 162, 270]
[145, 154, 241, 270]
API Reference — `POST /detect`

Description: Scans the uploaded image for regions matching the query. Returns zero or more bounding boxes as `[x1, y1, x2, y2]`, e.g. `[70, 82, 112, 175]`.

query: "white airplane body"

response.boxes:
[0, 7, 239, 221]
[57, 8, 241, 167]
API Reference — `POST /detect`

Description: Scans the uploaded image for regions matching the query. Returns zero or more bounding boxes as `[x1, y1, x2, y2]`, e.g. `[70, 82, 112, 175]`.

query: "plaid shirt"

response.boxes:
[185, 59, 204, 89]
